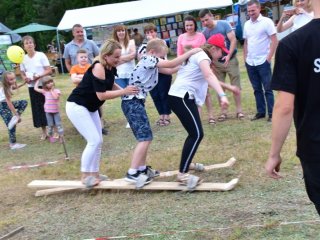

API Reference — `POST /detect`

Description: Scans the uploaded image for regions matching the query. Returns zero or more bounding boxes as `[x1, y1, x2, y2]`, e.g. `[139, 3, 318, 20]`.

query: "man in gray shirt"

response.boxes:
[63, 24, 99, 72]
[199, 9, 243, 122]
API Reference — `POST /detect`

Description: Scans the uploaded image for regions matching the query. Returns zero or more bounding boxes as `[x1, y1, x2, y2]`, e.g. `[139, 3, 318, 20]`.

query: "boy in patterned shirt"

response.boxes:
[121, 39, 200, 187]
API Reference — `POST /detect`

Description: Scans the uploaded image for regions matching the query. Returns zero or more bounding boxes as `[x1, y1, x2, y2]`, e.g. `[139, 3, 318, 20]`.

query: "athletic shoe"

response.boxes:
[10, 143, 26, 150]
[8, 116, 19, 130]
[141, 166, 160, 178]
[125, 171, 152, 184]
[177, 173, 202, 190]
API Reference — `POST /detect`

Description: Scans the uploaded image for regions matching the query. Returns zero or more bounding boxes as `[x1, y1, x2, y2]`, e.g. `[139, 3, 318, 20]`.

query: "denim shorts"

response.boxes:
[121, 98, 153, 142]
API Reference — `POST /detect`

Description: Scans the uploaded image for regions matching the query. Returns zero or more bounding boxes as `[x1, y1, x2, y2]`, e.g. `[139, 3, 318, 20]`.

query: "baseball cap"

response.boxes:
[207, 34, 229, 54]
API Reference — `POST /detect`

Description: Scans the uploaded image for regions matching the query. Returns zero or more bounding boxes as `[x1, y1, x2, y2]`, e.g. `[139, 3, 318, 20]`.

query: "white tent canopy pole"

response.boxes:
[57, 0, 233, 30]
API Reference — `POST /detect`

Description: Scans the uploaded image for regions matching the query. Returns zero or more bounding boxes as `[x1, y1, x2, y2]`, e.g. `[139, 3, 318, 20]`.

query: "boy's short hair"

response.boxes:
[143, 23, 157, 34]
[77, 49, 88, 55]
[146, 39, 168, 53]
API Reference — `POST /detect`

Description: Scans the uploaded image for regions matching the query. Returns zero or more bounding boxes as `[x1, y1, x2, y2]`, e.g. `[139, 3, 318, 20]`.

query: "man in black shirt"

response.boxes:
[265, 0, 320, 215]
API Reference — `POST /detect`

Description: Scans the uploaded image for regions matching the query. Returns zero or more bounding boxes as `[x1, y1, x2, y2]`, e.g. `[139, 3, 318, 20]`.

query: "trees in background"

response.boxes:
[0, 0, 134, 50]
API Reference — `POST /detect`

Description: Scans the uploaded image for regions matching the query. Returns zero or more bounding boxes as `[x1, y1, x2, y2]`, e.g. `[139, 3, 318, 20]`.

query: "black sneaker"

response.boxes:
[141, 166, 160, 178]
[251, 113, 265, 121]
[267, 116, 272, 122]
[125, 171, 152, 184]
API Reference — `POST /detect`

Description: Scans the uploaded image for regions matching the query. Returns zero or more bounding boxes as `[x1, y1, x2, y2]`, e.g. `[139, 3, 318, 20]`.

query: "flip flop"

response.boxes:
[236, 112, 245, 120]
[208, 118, 216, 125]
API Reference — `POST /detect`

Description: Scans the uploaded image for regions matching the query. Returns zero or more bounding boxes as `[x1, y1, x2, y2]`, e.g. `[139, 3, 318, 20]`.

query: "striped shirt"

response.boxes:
[43, 89, 61, 113]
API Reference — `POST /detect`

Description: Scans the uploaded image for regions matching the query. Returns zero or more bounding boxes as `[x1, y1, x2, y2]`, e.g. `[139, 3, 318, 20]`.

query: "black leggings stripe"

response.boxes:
[168, 94, 204, 173]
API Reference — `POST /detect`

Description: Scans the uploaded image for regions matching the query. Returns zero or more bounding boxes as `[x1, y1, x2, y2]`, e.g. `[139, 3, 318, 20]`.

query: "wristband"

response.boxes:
[219, 93, 226, 97]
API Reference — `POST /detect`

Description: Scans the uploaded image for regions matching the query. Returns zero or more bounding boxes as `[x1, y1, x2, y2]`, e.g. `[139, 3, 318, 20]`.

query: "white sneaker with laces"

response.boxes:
[8, 115, 19, 130]
[10, 143, 26, 150]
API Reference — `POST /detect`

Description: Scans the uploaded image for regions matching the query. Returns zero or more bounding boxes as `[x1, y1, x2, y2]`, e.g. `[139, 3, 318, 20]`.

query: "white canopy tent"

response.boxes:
[57, 0, 233, 30]
[56, 0, 233, 72]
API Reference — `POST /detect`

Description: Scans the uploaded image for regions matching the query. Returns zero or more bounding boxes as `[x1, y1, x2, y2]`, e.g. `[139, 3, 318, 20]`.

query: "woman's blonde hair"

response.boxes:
[112, 24, 130, 49]
[293, 0, 312, 11]
[99, 39, 122, 67]
[1, 71, 16, 99]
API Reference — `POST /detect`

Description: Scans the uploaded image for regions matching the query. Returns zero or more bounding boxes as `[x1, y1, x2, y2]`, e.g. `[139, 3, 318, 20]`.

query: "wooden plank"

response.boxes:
[29, 178, 239, 193]
[159, 157, 236, 177]
[30, 157, 237, 196]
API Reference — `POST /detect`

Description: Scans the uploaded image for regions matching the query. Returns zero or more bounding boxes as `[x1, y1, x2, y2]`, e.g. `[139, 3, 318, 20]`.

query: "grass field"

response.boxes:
[1, 51, 320, 240]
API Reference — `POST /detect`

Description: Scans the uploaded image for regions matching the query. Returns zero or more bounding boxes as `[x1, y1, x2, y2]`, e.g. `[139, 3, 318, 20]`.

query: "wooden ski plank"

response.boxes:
[29, 178, 239, 193]
[30, 157, 238, 196]
[159, 157, 236, 177]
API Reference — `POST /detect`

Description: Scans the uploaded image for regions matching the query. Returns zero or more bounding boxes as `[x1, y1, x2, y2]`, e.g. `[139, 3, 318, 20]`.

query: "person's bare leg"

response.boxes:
[234, 91, 243, 115]
[130, 141, 151, 169]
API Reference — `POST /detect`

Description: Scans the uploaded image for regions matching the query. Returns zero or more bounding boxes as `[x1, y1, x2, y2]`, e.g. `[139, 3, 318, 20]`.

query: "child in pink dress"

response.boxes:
[34, 77, 64, 142]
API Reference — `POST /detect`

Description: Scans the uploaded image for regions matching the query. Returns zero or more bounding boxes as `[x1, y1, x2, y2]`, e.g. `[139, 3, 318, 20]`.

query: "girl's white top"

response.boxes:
[116, 39, 136, 79]
[169, 51, 211, 106]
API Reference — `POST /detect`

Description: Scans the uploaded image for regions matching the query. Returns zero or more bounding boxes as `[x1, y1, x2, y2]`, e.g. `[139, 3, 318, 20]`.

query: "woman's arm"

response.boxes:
[176, 35, 184, 56]
[157, 48, 201, 68]
[277, 14, 295, 33]
[92, 63, 139, 101]
[96, 85, 139, 101]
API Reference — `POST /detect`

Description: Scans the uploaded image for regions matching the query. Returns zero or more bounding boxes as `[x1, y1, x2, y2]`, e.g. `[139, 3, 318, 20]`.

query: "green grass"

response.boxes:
[1, 50, 319, 239]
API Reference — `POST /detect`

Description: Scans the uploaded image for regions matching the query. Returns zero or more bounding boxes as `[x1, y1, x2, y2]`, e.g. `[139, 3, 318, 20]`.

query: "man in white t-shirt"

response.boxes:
[243, 0, 278, 122]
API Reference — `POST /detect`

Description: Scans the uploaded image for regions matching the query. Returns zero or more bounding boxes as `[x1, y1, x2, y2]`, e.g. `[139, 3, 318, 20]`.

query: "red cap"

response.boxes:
[207, 33, 229, 54]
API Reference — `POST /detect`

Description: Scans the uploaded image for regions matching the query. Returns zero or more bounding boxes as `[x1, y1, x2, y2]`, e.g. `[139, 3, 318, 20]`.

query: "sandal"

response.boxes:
[156, 119, 163, 126]
[236, 112, 245, 120]
[208, 118, 216, 125]
[163, 119, 171, 126]
[177, 173, 203, 190]
[40, 134, 48, 141]
[217, 113, 227, 122]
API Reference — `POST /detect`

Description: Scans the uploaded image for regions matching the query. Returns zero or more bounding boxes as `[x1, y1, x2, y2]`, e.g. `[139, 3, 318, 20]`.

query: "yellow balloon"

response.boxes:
[7, 45, 25, 64]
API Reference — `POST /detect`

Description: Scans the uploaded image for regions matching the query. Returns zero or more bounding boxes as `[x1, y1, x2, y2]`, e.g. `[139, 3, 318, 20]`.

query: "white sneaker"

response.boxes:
[10, 143, 26, 150]
[126, 122, 131, 129]
[8, 115, 19, 130]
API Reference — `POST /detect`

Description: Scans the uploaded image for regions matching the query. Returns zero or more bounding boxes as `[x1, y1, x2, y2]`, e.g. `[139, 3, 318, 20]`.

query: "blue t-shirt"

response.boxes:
[202, 20, 237, 61]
